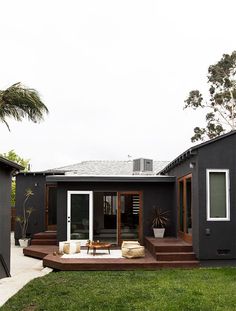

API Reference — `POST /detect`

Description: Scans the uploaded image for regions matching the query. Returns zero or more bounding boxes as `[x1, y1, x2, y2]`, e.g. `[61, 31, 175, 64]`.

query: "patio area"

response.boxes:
[23, 237, 199, 270]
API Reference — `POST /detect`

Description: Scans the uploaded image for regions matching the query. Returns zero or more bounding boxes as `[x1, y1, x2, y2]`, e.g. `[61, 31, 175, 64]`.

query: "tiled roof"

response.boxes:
[46, 160, 169, 176]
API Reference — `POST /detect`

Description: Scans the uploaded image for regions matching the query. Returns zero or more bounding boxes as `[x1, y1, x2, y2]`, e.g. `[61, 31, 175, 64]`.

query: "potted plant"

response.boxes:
[151, 207, 169, 238]
[15, 188, 34, 247]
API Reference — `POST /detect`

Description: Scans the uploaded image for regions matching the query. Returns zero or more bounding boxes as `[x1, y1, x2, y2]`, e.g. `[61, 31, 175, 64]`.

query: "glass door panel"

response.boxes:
[120, 193, 140, 241]
[46, 185, 57, 231]
[186, 178, 192, 235]
[179, 181, 184, 232]
[93, 192, 117, 244]
[67, 191, 93, 245]
[48, 186, 57, 229]
[178, 175, 192, 242]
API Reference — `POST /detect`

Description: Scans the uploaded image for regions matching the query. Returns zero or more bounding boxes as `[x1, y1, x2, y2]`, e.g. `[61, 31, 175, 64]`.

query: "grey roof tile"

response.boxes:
[46, 160, 169, 176]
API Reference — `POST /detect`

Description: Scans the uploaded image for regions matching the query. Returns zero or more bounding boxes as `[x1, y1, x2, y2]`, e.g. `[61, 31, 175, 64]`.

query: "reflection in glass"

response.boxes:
[179, 181, 184, 232]
[186, 178, 192, 235]
[93, 192, 117, 244]
[120, 194, 139, 241]
[209, 172, 226, 218]
[71, 194, 89, 240]
[48, 186, 57, 226]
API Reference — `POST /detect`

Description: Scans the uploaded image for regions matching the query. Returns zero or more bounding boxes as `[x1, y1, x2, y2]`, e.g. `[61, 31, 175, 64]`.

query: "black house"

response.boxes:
[160, 130, 236, 259]
[15, 131, 236, 260]
[15, 160, 175, 246]
[0, 157, 22, 279]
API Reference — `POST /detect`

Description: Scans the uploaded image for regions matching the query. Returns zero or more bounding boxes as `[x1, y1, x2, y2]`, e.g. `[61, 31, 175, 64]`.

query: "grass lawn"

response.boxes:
[1, 268, 236, 311]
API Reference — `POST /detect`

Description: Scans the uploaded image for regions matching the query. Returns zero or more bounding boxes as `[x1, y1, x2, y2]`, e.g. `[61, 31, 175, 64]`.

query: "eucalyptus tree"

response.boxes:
[184, 51, 236, 142]
[0, 82, 48, 130]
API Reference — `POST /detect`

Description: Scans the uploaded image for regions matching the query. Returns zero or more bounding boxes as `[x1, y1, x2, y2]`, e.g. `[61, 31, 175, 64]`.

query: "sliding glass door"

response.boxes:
[118, 192, 142, 245]
[93, 192, 118, 244]
[67, 191, 142, 246]
[178, 175, 192, 242]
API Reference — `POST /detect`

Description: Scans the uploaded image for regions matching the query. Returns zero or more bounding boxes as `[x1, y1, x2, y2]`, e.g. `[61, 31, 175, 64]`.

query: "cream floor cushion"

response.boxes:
[121, 241, 145, 258]
[59, 240, 81, 254]
[121, 241, 140, 248]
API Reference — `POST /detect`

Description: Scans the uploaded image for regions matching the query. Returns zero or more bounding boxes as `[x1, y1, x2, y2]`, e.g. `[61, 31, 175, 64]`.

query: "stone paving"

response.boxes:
[0, 233, 52, 307]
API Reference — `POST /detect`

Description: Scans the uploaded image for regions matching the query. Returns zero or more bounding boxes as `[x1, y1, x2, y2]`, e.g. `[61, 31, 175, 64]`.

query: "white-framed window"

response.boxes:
[206, 169, 230, 221]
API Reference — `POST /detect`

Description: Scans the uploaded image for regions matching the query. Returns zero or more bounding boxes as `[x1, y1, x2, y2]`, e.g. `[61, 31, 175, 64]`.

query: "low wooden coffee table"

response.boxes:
[86, 242, 112, 256]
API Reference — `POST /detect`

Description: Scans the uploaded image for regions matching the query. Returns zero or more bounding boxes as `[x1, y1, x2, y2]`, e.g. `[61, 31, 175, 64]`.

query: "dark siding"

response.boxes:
[0, 166, 12, 278]
[166, 133, 236, 260]
[15, 174, 47, 242]
[56, 181, 176, 243]
[197, 134, 236, 259]
[15, 176, 176, 245]
[164, 155, 200, 258]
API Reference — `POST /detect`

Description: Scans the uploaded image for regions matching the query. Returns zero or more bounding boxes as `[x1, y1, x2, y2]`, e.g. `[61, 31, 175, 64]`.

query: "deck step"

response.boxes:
[24, 247, 48, 259]
[33, 232, 57, 239]
[145, 237, 193, 255]
[30, 231, 57, 246]
[155, 245, 193, 253]
[23, 245, 58, 259]
[31, 239, 57, 245]
[155, 260, 199, 268]
[144, 237, 199, 265]
[156, 252, 196, 261]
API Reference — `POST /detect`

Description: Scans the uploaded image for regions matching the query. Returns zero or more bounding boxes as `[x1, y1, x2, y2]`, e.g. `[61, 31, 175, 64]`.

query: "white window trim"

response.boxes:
[206, 169, 230, 221]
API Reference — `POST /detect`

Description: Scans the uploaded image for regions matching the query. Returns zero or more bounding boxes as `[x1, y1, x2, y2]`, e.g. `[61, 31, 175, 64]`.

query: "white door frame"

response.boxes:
[67, 191, 93, 244]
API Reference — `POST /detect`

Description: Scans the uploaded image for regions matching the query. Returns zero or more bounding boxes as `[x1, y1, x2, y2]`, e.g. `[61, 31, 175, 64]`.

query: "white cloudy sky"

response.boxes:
[0, 0, 236, 170]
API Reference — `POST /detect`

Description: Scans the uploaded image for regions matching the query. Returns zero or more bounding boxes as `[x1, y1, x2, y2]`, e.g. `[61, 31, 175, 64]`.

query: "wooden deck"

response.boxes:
[23, 245, 58, 259]
[23, 237, 199, 270]
[43, 249, 163, 271]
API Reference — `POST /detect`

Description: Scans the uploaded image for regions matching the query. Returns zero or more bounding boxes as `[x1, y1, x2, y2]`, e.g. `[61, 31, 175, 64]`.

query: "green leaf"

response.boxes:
[0, 82, 48, 131]
[185, 50, 236, 141]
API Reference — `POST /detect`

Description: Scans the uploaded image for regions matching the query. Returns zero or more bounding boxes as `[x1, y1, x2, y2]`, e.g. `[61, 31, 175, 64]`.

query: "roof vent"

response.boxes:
[133, 158, 153, 174]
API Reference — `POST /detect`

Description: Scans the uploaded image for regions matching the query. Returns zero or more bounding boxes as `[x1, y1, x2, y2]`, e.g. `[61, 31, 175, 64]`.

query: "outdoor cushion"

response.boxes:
[122, 245, 145, 258]
[121, 241, 144, 258]
[59, 240, 81, 254]
[121, 241, 140, 248]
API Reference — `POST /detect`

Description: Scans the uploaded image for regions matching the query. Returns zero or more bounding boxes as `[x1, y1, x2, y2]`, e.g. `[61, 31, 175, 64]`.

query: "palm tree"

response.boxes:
[0, 82, 48, 130]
